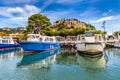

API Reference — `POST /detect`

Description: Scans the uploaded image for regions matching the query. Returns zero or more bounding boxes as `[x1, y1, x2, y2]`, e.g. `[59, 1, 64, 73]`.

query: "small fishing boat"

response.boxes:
[0, 36, 19, 50]
[76, 31, 105, 54]
[19, 34, 60, 52]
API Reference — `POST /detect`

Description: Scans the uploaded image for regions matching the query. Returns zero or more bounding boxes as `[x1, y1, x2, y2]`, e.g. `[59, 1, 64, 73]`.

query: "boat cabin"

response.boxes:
[0, 37, 14, 44]
[77, 31, 103, 43]
[27, 34, 57, 42]
[27, 34, 41, 41]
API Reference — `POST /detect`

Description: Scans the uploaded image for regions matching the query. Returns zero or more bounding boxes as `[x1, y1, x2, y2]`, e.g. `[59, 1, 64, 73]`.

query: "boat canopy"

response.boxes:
[77, 31, 104, 43]
[27, 34, 57, 42]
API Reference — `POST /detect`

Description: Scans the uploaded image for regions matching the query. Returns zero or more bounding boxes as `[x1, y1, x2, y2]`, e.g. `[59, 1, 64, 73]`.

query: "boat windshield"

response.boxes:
[50, 38, 54, 42]
[85, 31, 95, 37]
[2, 40, 9, 43]
[36, 36, 40, 38]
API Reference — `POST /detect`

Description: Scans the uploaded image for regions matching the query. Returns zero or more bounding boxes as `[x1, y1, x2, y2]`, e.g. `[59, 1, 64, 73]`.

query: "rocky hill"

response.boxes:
[53, 19, 91, 30]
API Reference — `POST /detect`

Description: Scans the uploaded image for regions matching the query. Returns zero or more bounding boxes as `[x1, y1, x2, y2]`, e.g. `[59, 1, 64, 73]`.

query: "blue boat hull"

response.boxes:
[0, 44, 20, 48]
[19, 41, 60, 52]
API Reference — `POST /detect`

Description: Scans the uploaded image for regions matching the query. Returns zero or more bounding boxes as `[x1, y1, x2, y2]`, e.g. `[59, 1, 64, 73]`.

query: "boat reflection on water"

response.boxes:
[76, 52, 108, 72]
[0, 48, 21, 61]
[17, 48, 60, 69]
[56, 48, 77, 65]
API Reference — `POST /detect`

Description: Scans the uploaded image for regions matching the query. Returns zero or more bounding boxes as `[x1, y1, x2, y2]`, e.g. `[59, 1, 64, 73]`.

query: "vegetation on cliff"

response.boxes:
[0, 28, 24, 34]
[53, 19, 95, 30]
[43, 18, 101, 36]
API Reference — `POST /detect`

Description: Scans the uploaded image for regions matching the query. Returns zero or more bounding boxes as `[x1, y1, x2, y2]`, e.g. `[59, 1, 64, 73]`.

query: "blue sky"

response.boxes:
[0, 0, 120, 34]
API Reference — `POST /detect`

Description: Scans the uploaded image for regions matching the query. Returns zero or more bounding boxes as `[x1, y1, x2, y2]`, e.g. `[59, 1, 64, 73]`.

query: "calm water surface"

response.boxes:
[0, 48, 120, 80]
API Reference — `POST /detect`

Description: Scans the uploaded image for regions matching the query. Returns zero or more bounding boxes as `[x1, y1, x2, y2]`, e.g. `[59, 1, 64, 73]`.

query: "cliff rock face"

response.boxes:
[53, 19, 86, 29]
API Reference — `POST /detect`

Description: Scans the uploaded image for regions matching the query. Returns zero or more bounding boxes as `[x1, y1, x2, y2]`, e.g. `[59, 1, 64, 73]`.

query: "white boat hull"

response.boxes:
[76, 42, 105, 53]
[114, 41, 120, 48]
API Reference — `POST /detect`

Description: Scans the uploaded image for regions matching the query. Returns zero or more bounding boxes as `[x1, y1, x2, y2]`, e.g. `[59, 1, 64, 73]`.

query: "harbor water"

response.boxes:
[0, 48, 120, 80]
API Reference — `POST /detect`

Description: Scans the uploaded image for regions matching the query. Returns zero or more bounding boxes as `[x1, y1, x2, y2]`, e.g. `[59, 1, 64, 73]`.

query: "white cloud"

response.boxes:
[25, 5, 40, 13]
[7, 7, 25, 13]
[8, 17, 27, 21]
[0, 17, 27, 26]
[0, 5, 41, 27]
[0, 5, 40, 17]
[0, 7, 13, 17]
[90, 16, 114, 23]
[90, 15, 120, 24]
[89, 15, 120, 33]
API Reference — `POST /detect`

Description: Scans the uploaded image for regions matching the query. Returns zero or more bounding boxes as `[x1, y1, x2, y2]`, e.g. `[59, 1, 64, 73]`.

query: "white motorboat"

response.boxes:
[76, 31, 105, 54]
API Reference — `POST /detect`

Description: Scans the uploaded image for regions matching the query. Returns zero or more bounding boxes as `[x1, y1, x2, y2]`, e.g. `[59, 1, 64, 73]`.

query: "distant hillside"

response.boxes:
[53, 18, 95, 30]
[0, 27, 26, 34]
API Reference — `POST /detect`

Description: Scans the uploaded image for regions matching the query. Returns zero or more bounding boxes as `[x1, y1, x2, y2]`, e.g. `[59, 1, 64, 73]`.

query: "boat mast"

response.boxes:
[102, 20, 106, 40]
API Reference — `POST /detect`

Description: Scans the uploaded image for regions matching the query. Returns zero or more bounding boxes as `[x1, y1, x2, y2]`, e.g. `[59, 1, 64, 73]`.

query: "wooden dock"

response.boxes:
[56, 36, 77, 49]
[60, 41, 76, 49]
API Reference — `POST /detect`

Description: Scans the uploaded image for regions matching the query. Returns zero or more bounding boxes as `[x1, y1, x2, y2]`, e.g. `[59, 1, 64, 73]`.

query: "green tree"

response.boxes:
[95, 30, 104, 34]
[25, 14, 51, 34]
[84, 23, 96, 30]
[0, 32, 9, 36]
[113, 31, 120, 37]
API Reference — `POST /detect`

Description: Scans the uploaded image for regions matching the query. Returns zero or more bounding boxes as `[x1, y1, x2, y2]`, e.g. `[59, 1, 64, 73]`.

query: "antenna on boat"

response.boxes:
[102, 20, 106, 41]
[103, 20, 106, 33]
[112, 25, 113, 35]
